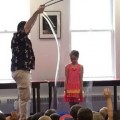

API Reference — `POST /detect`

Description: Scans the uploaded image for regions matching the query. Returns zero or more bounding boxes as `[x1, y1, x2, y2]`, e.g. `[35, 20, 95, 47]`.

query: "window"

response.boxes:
[70, 0, 114, 78]
[0, 0, 29, 31]
[0, 0, 29, 79]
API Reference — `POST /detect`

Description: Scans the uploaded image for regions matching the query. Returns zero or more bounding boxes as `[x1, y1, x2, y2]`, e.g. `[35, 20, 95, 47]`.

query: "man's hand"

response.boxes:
[36, 5, 45, 14]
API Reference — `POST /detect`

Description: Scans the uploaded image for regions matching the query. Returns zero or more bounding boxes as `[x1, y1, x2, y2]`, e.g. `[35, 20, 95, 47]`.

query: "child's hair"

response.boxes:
[99, 107, 108, 119]
[31, 112, 44, 120]
[10, 111, 19, 120]
[113, 110, 119, 120]
[27, 116, 32, 120]
[70, 104, 82, 120]
[44, 109, 56, 116]
[38, 115, 52, 120]
[0, 112, 5, 120]
[50, 113, 60, 120]
[93, 111, 104, 120]
[77, 108, 93, 120]
[70, 50, 79, 58]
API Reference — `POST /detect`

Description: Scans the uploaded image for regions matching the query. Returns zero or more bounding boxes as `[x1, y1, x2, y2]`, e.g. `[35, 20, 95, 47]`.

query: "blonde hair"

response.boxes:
[38, 115, 52, 120]
[99, 107, 108, 119]
[93, 111, 104, 120]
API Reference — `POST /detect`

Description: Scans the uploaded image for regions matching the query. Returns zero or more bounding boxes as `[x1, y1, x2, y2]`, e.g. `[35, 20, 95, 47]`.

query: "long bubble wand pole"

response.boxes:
[43, 0, 54, 5]
[42, 13, 60, 109]
[44, 0, 63, 7]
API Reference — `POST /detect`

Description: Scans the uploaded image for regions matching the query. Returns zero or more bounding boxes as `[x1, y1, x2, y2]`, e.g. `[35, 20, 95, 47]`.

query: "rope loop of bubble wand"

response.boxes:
[43, 12, 55, 28]
[42, 12, 60, 87]
[42, 12, 60, 109]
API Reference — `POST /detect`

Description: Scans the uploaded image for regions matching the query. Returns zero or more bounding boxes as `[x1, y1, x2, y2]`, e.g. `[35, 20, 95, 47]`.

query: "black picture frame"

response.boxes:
[39, 11, 61, 39]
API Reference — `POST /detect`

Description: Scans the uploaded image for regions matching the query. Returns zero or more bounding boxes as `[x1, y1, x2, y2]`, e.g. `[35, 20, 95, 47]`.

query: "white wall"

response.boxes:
[115, 0, 120, 78]
[29, 0, 120, 80]
[1, 0, 120, 100]
[28, 0, 120, 96]
[30, 0, 70, 80]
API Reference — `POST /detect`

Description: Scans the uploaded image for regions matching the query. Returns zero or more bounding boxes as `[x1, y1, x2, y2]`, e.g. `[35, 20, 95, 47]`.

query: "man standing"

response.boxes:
[11, 5, 45, 120]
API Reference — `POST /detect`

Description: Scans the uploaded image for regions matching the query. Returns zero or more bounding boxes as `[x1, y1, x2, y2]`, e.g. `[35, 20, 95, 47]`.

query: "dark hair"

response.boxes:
[77, 108, 93, 120]
[70, 50, 79, 58]
[70, 104, 82, 120]
[0, 112, 5, 120]
[113, 110, 120, 120]
[44, 109, 56, 116]
[31, 112, 44, 120]
[17, 21, 26, 31]
[27, 116, 32, 120]
[50, 113, 60, 120]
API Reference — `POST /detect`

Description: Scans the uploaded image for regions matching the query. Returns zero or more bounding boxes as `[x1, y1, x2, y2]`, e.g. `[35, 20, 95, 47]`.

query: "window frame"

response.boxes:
[70, 0, 114, 78]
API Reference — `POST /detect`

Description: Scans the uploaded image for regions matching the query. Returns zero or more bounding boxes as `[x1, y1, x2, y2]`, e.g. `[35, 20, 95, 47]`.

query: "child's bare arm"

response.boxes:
[79, 65, 84, 95]
[80, 65, 84, 89]
[104, 88, 113, 120]
[64, 65, 68, 92]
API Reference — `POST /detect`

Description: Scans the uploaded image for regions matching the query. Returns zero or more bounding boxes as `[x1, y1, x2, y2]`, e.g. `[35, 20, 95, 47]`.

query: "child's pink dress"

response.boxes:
[64, 64, 84, 102]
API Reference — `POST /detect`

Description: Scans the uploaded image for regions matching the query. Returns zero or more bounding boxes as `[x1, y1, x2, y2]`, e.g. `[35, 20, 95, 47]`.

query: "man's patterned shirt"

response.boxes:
[11, 31, 35, 71]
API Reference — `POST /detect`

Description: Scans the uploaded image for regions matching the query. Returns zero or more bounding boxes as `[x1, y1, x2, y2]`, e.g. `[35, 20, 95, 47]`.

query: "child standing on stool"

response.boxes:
[64, 50, 84, 107]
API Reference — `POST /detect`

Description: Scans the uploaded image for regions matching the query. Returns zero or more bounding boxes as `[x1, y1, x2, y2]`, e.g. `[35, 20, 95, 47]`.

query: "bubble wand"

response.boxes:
[43, 0, 63, 7]
[42, 12, 60, 109]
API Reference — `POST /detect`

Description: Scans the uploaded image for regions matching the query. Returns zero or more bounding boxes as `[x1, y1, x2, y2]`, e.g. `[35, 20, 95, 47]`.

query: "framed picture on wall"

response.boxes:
[39, 11, 61, 39]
